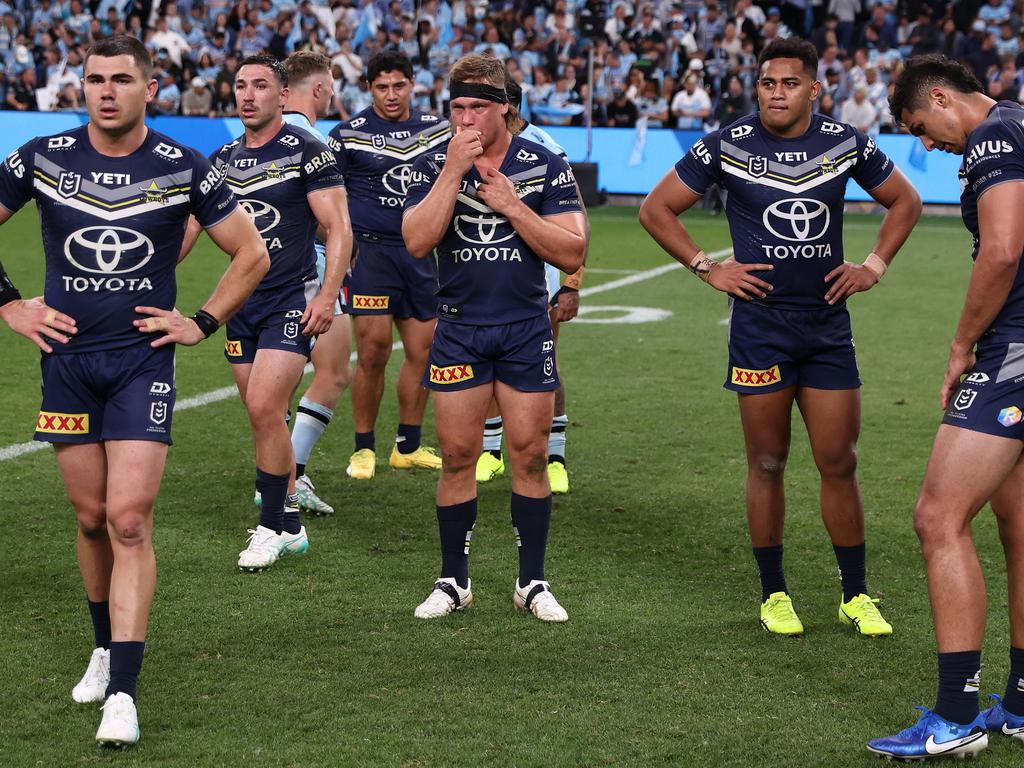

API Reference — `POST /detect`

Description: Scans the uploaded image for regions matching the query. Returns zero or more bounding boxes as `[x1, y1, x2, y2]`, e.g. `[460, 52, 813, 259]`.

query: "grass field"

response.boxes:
[1, 205, 1019, 767]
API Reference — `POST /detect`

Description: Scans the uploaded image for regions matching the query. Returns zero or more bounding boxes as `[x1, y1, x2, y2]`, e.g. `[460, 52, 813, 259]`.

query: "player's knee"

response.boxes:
[508, 439, 549, 477]
[76, 506, 107, 539]
[356, 339, 391, 369]
[246, 396, 287, 434]
[816, 448, 857, 480]
[107, 513, 150, 548]
[440, 445, 476, 476]
[913, 494, 959, 548]
[751, 453, 788, 479]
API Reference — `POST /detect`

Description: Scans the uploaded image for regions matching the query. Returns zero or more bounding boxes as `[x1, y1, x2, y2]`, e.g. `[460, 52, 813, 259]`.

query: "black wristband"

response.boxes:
[549, 285, 578, 307]
[0, 269, 21, 307]
[191, 309, 220, 339]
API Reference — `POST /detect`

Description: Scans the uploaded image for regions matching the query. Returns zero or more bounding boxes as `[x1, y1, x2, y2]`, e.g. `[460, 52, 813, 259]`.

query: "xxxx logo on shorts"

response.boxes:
[36, 411, 89, 434]
[430, 364, 474, 384]
[732, 365, 781, 387]
[225, 339, 243, 357]
[352, 295, 389, 309]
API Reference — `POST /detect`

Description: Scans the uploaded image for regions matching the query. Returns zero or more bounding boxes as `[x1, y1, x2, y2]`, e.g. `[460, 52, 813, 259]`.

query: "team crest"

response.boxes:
[140, 180, 168, 204]
[150, 401, 168, 425]
[264, 162, 283, 180]
[418, 133, 428, 146]
[953, 388, 977, 411]
[817, 155, 837, 174]
[747, 156, 768, 178]
[283, 321, 299, 339]
[58, 171, 81, 198]
[372, 135, 387, 150]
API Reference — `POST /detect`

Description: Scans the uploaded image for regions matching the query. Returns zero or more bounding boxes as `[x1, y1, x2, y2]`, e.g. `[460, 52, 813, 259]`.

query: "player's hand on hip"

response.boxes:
[302, 296, 334, 336]
[134, 305, 204, 347]
[707, 261, 773, 300]
[824, 262, 878, 304]
[0, 296, 77, 353]
[477, 167, 520, 215]
[447, 129, 483, 175]
[940, 345, 976, 410]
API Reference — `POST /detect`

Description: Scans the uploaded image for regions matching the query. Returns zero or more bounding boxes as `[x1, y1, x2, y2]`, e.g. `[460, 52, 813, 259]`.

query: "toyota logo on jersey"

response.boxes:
[454, 214, 516, 245]
[239, 199, 281, 234]
[64, 226, 155, 274]
[382, 164, 415, 197]
[762, 198, 830, 242]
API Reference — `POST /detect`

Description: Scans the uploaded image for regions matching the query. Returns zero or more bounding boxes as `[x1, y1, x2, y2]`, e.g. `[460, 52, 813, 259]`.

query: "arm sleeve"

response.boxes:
[0, 140, 36, 214]
[673, 129, 722, 195]
[963, 118, 1024, 199]
[540, 154, 582, 216]
[403, 151, 443, 209]
[301, 138, 346, 194]
[326, 124, 350, 177]
[852, 128, 894, 191]
[190, 149, 238, 228]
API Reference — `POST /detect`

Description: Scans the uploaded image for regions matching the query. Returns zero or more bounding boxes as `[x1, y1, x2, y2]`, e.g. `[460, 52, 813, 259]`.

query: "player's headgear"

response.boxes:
[889, 54, 985, 124]
[449, 54, 521, 131]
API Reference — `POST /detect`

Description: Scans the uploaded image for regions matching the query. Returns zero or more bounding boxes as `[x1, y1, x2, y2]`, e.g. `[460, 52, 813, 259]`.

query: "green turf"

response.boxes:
[1, 205, 1018, 766]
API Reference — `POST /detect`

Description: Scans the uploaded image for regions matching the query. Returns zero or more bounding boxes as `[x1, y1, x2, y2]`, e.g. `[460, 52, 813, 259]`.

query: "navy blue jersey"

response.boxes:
[958, 101, 1024, 349]
[405, 135, 582, 325]
[0, 125, 236, 354]
[327, 107, 450, 241]
[212, 123, 344, 293]
[675, 112, 894, 309]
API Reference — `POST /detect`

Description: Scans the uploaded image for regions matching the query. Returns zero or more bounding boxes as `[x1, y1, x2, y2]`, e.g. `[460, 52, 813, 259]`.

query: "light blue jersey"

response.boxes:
[519, 122, 568, 297]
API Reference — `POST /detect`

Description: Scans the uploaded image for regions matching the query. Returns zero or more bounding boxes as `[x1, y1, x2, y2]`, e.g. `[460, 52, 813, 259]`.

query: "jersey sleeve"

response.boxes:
[404, 150, 443, 210]
[540, 154, 582, 216]
[190, 149, 237, 229]
[0, 140, 36, 214]
[673, 130, 722, 195]
[851, 130, 894, 191]
[301, 138, 345, 194]
[963, 118, 1024, 199]
[326, 126, 349, 177]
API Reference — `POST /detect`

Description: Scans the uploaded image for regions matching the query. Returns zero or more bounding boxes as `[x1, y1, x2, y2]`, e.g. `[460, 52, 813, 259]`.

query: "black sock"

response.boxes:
[1003, 647, 1024, 716]
[437, 499, 477, 589]
[511, 493, 552, 587]
[106, 641, 145, 700]
[88, 599, 111, 650]
[488, 449, 502, 460]
[256, 468, 288, 534]
[752, 545, 787, 602]
[282, 492, 301, 535]
[548, 454, 565, 466]
[935, 650, 982, 724]
[296, 462, 306, 478]
[355, 431, 375, 452]
[833, 542, 867, 602]
[396, 423, 421, 454]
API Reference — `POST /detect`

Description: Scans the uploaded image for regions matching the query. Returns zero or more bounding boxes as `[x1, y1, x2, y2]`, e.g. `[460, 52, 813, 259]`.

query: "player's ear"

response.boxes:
[145, 77, 158, 103]
[809, 79, 821, 101]
[929, 86, 947, 109]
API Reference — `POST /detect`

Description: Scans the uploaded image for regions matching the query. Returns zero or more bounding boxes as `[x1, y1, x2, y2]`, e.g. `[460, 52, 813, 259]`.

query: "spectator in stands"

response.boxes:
[715, 74, 753, 127]
[606, 88, 638, 128]
[637, 78, 669, 127]
[152, 69, 182, 115]
[840, 84, 878, 136]
[149, 16, 191, 68]
[969, 31, 1002, 85]
[6, 66, 37, 110]
[670, 73, 710, 130]
[182, 76, 212, 116]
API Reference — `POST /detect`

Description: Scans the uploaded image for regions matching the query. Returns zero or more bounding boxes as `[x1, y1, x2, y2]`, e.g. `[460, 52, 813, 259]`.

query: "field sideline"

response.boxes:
[2, 206, 1019, 767]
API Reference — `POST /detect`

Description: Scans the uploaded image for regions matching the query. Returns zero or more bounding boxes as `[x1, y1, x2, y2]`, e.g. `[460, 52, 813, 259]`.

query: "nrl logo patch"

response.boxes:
[747, 156, 768, 178]
[372, 134, 387, 150]
[58, 171, 81, 198]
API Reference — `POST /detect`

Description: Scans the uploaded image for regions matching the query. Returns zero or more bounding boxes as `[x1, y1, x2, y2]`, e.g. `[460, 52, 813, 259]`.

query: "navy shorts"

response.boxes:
[725, 300, 860, 393]
[424, 315, 559, 393]
[344, 233, 437, 320]
[36, 346, 176, 444]
[225, 277, 318, 364]
[943, 342, 1024, 439]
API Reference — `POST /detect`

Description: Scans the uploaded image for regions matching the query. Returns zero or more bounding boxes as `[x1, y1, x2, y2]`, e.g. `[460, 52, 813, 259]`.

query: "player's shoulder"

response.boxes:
[137, 128, 209, 172]
[509, 134, 567, 169]
[717, 112, 759, 144]
[335, 106, 374, 134]
[963, 101, 1024, 177]
[809, 112, 859, 141]
[283, 111, 327, 142]
[26, 124, 89, 157]
[518, 122, 567, 158]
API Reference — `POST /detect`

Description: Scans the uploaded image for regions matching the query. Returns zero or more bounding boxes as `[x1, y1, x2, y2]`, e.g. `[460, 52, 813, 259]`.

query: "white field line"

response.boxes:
[0, 248, 730, 463]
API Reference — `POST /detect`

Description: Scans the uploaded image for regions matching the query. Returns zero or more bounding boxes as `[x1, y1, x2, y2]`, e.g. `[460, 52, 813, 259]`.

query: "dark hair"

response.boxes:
[367, 50, 413, 83]
[85, 35, 153, 78]
[238, 54, 288, 86]
[757, 37, 819, 79]
[889, 54, 984, 122]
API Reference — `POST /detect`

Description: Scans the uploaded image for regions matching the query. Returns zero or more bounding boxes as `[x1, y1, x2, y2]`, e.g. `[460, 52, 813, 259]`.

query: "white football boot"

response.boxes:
[72, 647, 110, 703]
[95, 692, 140, 746]
[295, 475, 334, 516]
[279, 522, 309, 556]
[513, 580, 569, 623]
[414, 577, 473, 619]
[237, 526, 286, 571]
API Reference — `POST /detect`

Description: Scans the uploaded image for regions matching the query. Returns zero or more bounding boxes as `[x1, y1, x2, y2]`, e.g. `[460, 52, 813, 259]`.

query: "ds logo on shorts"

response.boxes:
[430, 364, 474, 384]
[352, 295, 389, 309]
[732, 365, 781, 387]
[36, 411, 89, 434]
[225, 339, 243, 356]
[998, 406, 1022, 427]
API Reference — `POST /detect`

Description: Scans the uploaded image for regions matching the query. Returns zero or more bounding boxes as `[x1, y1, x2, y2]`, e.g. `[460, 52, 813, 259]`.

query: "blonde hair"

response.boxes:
[285, 50, 331, 86]
[449, 54, 524, 132]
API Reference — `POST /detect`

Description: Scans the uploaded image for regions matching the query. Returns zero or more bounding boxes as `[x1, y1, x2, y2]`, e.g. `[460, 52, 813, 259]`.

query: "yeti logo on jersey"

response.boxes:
[820, 121, 844, 134]
[382, 164, 414, 197]
[953, 388, 977, 411]
[150, 401, 168, 425]
[64, 226, 155, 275]
[58, 171, 81, 198]
[372, 134, 387, 150]
[516, 148, 539, 163]
[454, 214, 516, 245]
[48, 136, 76, 150]
[763, 198, 830, 242]
[239, 199, 281, 234]
[730, 125, 754, 140]
[153, 142, 183, 160]
[747, 156, 768, 178]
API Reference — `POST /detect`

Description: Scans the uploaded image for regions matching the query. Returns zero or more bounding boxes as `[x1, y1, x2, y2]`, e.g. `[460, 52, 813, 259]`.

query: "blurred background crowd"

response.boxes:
[0, 0, 1022, 131]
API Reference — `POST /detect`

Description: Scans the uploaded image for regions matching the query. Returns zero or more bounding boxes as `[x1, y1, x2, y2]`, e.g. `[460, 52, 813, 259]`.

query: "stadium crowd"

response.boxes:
[2, 0, 1024, 130]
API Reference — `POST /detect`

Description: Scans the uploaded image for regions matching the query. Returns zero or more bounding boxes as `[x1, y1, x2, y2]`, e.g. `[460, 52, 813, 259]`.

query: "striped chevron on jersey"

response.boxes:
[336, 125, 451, 160]
[718, 136, 859, 192]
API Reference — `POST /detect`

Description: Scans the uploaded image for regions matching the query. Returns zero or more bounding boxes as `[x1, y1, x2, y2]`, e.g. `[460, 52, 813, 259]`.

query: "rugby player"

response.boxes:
[475, 77, 586, 495]
[0, 261, 77, 351]
[868, 55, 1024, 761]
[327, 51, 450, 480]
[403, 54, 587, 622]
[639, 37, 921, 636]
[281, 50, 353, 516]
[0, 35, 268, 745]
[183, 55, 351, 571]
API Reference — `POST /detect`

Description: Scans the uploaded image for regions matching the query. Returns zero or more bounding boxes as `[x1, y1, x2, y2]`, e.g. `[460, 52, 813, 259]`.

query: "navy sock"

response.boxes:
[355, 431, 375, 452]
[752, 545, 787, 602]
[437, 499, 477, 589]
[283, 492, 301, 535]
[396, 423, 421, 454]
[833, 542, 868, 602]
[106, 641, 145, 700]
[935, 650, 982, 724]
[256, 468, 288, 534]
[296, 462, 306, 477]
[511, 493, 552, 587]
[88, 599, 111, 650]
[1003, 647, 1024, 716]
